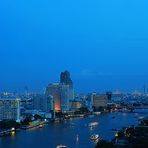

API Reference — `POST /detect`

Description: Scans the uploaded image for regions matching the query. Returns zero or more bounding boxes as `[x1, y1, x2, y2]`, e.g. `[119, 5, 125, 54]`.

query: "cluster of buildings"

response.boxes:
[45, 70, 74, 112]
[0, 70, 111, 122]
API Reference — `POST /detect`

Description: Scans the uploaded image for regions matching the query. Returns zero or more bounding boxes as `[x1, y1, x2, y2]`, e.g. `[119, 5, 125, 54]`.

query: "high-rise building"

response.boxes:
[45, 83, 61, 112]
[0, 98, 20, 122]
[60, 70, 73, 87]
[45, 71, 74, 113]
[60, 71, 74, 112]
[61, 84, 74, 112]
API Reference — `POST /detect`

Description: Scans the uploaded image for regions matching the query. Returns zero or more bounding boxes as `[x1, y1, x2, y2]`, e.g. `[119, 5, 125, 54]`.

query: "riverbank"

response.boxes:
[21, 120, 48, 130]
[0, 110, 148, 148]
[0, 128, 16, 137]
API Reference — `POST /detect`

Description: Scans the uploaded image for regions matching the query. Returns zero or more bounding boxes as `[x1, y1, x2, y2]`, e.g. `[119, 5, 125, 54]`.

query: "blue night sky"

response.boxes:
[0, 0, 148, 93]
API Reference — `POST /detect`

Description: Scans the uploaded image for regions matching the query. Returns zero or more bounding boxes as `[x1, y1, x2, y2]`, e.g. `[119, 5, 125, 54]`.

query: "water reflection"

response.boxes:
[0, 110, 147, 148]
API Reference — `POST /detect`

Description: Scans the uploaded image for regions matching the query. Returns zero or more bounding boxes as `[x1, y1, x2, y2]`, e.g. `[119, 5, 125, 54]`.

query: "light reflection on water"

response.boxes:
[0, 110, 147, 148]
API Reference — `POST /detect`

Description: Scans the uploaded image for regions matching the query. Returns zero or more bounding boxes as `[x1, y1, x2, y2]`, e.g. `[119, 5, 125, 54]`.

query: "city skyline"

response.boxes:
[0, 1, 148, 148]
[1, 0, 148, 92]
[0, 69, 147, 93]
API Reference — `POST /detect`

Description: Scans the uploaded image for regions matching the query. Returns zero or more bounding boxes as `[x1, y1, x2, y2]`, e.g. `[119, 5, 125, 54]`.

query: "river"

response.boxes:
[0, 110, 147, 148]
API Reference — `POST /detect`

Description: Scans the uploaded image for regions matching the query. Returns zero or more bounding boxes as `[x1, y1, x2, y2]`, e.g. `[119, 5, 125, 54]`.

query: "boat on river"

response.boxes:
[90, 134, 99, 140]
[56, 145, 67, 148]
[88, 122, 99, 127]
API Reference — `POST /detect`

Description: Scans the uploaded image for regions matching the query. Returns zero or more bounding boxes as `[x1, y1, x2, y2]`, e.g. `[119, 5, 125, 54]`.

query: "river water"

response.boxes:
[0, 110, 147, 148]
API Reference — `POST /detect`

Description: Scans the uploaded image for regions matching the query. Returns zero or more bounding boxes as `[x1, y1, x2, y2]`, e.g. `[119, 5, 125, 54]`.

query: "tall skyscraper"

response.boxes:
[60, 70, 73, 87]
[45, 83, 61, 112]
[60, 71, 74, 112]
[45, 71, 74, 113]
[60, 84, 73, 112]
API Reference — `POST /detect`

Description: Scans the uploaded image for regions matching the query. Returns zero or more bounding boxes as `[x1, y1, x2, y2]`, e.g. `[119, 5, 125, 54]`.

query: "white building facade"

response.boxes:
[0, 98, 20, 122]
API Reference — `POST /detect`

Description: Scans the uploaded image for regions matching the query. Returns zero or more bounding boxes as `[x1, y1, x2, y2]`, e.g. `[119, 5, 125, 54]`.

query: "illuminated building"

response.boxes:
[0, 98, 20, 122]
[45, 83, 61, 112]
[45, 71, 74, 113]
